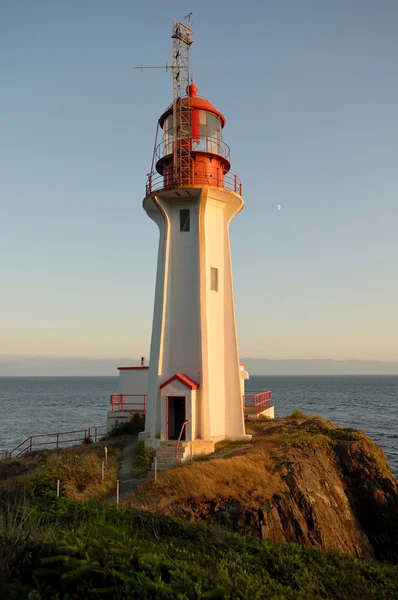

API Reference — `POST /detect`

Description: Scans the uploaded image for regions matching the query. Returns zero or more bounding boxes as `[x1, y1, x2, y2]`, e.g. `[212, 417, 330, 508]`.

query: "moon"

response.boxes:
[277, 204, 281, 211]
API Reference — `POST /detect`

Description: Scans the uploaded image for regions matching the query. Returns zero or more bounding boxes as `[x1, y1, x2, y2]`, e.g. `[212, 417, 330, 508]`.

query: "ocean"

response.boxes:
[0, 375, 397, 476]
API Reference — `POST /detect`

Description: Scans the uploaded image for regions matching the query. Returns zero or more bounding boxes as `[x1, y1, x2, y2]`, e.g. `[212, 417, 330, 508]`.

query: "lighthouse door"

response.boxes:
[167, 396, 186, 440]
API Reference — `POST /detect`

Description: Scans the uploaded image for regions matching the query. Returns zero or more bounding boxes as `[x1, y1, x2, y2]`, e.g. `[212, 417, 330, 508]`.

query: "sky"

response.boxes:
[1, 0, 398, 365]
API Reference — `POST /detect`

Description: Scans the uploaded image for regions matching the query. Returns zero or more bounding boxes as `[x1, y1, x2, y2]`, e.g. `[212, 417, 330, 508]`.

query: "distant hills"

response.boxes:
[1, 355, 398, 376]
[241, 358, 398, 376]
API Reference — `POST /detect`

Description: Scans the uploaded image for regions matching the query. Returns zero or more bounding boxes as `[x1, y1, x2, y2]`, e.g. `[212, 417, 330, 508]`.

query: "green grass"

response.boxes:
[131, 441, 155, 478]
[283, 421, 365, 452]
[214, 440, 248, 453]
[1, 497, 398, 599]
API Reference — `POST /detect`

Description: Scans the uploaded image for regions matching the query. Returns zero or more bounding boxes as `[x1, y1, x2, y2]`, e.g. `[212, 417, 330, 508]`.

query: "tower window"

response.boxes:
[210, 267, 218, 291]
[180, 209, 190, 232]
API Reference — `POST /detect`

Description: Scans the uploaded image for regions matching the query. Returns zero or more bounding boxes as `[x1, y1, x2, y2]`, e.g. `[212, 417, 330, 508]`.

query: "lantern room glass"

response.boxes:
[163, 111, 222, 156]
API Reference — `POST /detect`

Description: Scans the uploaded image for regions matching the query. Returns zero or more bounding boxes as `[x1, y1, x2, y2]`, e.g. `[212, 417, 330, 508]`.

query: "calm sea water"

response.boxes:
[0, 375, 397, 476]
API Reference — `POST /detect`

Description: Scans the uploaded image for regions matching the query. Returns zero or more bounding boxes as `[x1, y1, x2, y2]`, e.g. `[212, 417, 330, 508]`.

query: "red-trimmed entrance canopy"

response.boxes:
[160, 373, 199, 390]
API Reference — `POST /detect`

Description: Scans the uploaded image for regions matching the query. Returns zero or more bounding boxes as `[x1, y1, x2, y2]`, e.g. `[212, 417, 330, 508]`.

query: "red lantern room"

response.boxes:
[146, 81, 242, 196]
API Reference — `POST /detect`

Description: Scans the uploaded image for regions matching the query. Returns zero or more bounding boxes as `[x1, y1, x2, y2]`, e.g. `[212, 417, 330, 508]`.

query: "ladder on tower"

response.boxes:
[172, 17, 193, 186]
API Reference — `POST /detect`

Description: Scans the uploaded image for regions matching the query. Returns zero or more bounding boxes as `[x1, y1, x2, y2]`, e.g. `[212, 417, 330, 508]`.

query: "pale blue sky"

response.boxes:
[1, 0, 397, 362]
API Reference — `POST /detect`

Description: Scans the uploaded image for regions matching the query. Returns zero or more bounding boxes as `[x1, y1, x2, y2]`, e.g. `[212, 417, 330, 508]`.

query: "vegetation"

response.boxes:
[0, 497, 397, 599]
[1, 416, 397, 597]
[131, 441, 155, 478]
[29, 452, 119, 501]
[107, 412, 145, 437]
[0, 438, 123, 504]
[214, 439, 248, 453]
[282, 420, 376, 454]
[136, 450, 279, 512]
[290, 410, 310, 420]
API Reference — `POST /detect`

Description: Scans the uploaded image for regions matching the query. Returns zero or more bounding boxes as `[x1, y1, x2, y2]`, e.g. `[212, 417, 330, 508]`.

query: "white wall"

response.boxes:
[143, 185, 248, 444]
[203, 199, 225, 437]
[119, 368, 149, 395]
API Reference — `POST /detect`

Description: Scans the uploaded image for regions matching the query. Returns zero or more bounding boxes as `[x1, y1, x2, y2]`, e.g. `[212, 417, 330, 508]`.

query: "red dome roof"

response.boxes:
[158, 83, 226, 129]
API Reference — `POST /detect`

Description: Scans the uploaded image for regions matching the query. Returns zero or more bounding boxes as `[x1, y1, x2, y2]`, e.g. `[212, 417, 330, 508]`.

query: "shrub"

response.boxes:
[131, 442, 155, 478]
[30, 453, 116, 501]
[108, 413, 145, 437]
[290, 410, 309, 420]
[2, 502, 398, 599]
[283, 430, 332, 450]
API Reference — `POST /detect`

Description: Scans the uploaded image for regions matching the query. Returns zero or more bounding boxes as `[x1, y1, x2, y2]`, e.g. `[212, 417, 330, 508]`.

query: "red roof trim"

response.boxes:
[160, 373, 200, 390]
[118, 366, 149, 371]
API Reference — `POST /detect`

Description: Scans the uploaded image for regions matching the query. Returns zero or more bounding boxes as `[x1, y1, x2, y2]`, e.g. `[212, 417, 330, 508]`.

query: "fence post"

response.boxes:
[116, 480, 120, 509]
[29, 437, 33, 454]
[105, 446, 108, 466]
[56, 479, 60, 498]
[56, 433, 59, 450]
[94, 427, 98, 443]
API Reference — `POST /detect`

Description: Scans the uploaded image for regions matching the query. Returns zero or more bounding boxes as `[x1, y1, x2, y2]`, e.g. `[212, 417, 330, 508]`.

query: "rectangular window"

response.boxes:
[210, 267, 218, 291]
[180, 209, 190, 232]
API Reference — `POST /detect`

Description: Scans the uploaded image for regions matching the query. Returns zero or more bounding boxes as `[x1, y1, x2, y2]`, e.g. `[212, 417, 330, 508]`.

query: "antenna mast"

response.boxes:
[171, 14, 193, 185]
[132, 14, 194, 188]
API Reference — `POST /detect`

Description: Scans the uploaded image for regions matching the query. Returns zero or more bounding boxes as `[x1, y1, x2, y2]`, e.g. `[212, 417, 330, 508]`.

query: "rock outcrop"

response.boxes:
[137, 416, 398, 563]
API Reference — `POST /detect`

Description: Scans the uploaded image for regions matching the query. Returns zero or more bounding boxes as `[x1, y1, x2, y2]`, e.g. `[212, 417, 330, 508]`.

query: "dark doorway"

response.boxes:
[167, 396, 186, 440]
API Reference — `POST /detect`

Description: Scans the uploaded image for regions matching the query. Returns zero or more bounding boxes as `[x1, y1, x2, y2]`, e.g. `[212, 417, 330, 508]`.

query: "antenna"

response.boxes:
[171, 14, 193, 184]
[132, 14, 194, 186]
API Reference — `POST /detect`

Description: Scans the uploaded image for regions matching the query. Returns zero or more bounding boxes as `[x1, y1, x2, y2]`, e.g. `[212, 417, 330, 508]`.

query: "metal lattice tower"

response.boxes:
[171, 15, 193, 185]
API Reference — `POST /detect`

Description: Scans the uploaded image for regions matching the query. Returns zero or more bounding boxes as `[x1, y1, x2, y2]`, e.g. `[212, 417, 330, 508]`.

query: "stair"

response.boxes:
[151, 441, 190, 470]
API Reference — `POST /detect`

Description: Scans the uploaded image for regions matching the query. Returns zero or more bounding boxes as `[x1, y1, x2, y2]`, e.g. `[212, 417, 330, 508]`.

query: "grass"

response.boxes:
[30, 451, 120, 501]
[0, 498, 398, 599]
[135, 450, 279, 512]
[0, 415, 397, 597]
[282, 419, 374, 453]
[0, 437, 124, 504]
[214, 439, 249, 453]
[131, 441, 155, 478]
[290, 410, 310, 420]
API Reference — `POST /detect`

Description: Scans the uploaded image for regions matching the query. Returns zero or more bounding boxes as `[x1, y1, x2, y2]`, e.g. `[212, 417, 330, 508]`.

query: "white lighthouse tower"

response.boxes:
[141, 18, 251, 463]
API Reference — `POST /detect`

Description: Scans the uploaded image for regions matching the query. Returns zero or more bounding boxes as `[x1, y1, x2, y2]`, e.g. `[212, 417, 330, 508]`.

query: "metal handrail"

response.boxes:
[175, 420, 189, 464]
[155, 137, 230, 162]
[110, 394, 147, 413]
[243, 391, 273, 414]
[146, 170, 242, 196]
[0, 425, 107, 459]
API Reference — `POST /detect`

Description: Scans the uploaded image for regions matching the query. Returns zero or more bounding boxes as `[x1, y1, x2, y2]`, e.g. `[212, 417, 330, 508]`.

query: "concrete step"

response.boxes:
[157, 451, 187, 457]
[159, 442, 189, 447]
[156, 448, 187, 455]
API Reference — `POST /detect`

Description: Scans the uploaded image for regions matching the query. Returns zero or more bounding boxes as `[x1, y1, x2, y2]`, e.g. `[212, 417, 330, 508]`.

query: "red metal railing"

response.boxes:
[155, 137, 231, 163]
[243, 391, 273, 414]
[0, 425, 107, 459]
[175, 420, 189, 464]
[146, 170, 242, 196]
[110, 394, 147, 413]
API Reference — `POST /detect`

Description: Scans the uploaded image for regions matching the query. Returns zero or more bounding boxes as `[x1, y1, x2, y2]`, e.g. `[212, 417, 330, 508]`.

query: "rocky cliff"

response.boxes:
[136, 415, 398, 564]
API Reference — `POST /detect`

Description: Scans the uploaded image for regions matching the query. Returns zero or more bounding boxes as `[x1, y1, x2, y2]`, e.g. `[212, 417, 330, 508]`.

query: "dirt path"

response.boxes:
[108, 435, 154, 503]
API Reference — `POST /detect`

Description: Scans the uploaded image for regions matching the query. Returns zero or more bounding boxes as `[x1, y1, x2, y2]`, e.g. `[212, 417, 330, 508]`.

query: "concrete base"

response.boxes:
[107, 411, 131, 433]
[245, 405, 275, 421]
[147, 438, 216, 470]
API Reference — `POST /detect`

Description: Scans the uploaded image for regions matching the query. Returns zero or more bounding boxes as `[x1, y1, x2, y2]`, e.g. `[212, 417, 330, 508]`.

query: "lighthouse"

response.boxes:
[140, 17, 252, 463]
